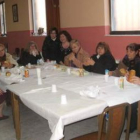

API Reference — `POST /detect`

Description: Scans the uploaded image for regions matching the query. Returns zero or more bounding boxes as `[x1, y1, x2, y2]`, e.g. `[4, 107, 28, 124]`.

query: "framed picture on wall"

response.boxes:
[12, 4, 18, 22]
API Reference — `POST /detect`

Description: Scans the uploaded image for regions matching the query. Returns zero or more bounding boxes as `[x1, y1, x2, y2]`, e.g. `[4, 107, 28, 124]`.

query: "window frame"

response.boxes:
[109, 0, 140, 35]
[31, 0, 47, 36]
[0, 1, 7, 36]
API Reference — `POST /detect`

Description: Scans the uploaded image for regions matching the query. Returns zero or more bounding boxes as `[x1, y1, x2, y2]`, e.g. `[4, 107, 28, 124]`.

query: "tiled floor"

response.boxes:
[0, 104, 140, 140]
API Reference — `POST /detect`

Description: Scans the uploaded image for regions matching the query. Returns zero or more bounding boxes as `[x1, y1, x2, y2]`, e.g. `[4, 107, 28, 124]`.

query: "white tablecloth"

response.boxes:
[3, 63, 140, 140]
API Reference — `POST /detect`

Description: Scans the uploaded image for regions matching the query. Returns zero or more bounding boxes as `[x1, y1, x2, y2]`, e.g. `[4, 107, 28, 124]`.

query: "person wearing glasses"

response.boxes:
[42, 27, 60, 62]
[0, 44, 18, 68]
[0, 43, 18, 121]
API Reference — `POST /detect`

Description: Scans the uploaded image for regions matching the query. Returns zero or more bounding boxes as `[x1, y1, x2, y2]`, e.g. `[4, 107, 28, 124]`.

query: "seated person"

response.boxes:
[12, 47, 20, 61]
[0, 89, 8, 121]
[64, 39, 90, 68]
[110, 43, 140, 133]
[42, 27, 60, 62]
[83, 42, 116, 74]
[0, 43, 18, 68]
[18, 41, 42, 66]
[110, 43, 140, 77]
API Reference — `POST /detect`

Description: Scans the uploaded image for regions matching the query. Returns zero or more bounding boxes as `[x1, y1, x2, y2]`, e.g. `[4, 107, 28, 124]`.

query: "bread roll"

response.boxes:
[6, 71, 11, 77]
[120, 68, 127, 75]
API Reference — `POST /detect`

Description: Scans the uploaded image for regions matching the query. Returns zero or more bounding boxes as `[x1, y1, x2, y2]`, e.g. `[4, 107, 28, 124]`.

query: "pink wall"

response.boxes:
[0, 31, 45, 53]
[0, 26, 140, 60]
[62, 26, 140, 60]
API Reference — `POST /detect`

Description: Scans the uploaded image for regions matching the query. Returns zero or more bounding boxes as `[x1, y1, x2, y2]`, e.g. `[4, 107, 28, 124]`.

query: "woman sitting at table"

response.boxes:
[64, 39, 90, 68]
[57, 30, 72, 64]
[42, 27, 60, 62]
[18, 41, 42, 66]
[0, 43, 18, 68]
[110, 43, 140, 133]
[83, 42, 116, 74]
[110, 43, 140, 77]
[0, 89, 8, 120]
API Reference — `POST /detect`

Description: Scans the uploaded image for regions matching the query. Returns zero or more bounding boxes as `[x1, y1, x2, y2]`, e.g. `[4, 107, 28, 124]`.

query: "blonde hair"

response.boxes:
[70, 39, 80, 48]
[25, 41, 38, 52]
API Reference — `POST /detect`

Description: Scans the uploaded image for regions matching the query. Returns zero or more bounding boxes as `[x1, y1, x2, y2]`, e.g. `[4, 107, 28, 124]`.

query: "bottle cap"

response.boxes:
[105, 69, 109, 75]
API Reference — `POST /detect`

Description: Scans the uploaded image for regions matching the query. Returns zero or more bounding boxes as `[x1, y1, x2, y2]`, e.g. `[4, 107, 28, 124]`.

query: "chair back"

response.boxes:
[98, 103, 131, 140]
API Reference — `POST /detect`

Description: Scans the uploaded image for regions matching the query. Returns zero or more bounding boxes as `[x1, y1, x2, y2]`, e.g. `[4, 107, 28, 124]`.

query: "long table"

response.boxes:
[0, 63, 140, 140]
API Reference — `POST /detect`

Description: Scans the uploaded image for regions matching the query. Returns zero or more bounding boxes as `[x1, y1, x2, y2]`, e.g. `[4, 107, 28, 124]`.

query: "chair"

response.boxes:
[72, 103, 131, 140]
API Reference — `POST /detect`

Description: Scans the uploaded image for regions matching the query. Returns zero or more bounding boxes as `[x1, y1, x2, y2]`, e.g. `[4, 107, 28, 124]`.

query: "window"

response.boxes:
[32, 0, 47, 35]
[110, 0, 140, 34]
[0, 2, 6, 36]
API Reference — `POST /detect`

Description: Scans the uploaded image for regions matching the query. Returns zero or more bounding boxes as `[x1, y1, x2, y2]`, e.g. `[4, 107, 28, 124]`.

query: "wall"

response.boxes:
[0, 0, 45, 54]
[0, 0, 140, 59]
[60, 0, 140, 60]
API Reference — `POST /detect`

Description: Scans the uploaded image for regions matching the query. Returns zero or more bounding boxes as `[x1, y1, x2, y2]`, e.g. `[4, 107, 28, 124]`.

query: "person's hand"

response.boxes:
[68, 53, 75, 61]
[30, 49, 39, 55]
[59, 61, 64, 65]
[2, 61, 13, 68]
[108, 71, 113, 76]
[83, 58, 95, 66]
[46, 59, 50, 62]
[125, 71, 129, 81]
[130, 76, 140, 85]
[34, 49, 39, 55]
[0, 89, 3, 95]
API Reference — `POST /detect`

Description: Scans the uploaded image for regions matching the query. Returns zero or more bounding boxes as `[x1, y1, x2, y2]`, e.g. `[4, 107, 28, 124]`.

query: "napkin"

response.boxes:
[79, 86, 100, 98]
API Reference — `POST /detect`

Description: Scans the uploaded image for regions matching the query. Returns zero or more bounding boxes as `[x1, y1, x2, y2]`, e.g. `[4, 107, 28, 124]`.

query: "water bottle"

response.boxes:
[105, 69, 109, 82]
[119, 76, 124, 89]
[37, 59, 40, 65]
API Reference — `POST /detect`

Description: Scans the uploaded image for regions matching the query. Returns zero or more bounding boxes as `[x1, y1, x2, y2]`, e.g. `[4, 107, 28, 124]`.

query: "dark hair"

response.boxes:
[49, 27, 58, 35]
[96, 42, 111, 54]
[59, 30, 72, 42]
[15, 48, 20, 56]
[126, 43, 139, 52]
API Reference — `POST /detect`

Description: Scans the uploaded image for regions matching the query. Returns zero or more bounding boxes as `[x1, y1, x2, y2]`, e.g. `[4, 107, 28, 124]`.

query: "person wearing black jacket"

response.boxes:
[111, 43, 140, 133]
[57, 30, 72, 64]
[18, 41, 42, 66]
[42, 27, 60, 62]
[83, 42, 116, 74]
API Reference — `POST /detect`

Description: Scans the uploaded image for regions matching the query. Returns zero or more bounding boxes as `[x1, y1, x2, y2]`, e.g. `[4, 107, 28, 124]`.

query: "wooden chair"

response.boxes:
[72, 103, 131, 140]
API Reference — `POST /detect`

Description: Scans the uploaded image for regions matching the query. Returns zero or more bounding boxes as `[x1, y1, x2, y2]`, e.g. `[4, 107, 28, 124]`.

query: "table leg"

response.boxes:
[11, 92, 21, 140]
[138, 101, 140, 134]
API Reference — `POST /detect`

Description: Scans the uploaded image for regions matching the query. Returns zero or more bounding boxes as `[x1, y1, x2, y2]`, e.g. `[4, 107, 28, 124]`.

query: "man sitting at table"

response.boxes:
[64, 39, 90, 68]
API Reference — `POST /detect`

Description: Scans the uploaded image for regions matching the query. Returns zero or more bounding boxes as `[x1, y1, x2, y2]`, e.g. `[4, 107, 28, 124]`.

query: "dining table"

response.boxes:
[0, 62, 140, 140]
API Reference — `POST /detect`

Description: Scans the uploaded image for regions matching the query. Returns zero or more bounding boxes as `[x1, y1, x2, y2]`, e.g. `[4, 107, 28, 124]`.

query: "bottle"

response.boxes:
[119, 76, 124, 89]
[37, 59, 40, 65]
[105, 69, 109, 82]
[24, 69, 29, 77]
